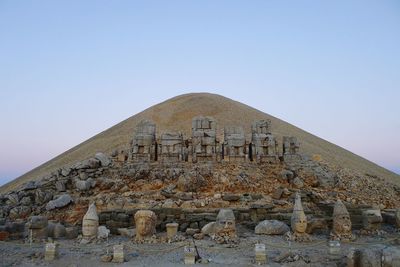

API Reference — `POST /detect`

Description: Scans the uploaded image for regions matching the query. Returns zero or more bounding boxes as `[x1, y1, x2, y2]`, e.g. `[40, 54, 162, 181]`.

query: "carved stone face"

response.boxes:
[134, 210, 157, 241]
[136, 217, 153, 237]
[216, 219, 236, 234]
[333, 214, 352, 233]
[293, 216, 307, 234]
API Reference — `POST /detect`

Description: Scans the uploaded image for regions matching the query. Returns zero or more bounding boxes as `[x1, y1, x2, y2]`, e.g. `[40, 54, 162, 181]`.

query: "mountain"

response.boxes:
[1, 92, 398, 193]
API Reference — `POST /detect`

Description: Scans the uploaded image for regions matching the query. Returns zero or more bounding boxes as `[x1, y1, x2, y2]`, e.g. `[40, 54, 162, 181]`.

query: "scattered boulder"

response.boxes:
[255, 220, 290, 235]
[280, 170, 294, 182]
[9, 206, 31, 220]
[53, 223, 66, 239]
[222, 193, 240, 201]
[292, 177, 304, 188]
[65, 227, 79, 239]
[177, 171, 206, 192]
[95, 152, 111, 167]
[55, 180, 67, 192]
[117, 228, 135, 238]
[97, 226, 110, 239]
[75, 179, 95, 191]
[46, 194, 73, 211]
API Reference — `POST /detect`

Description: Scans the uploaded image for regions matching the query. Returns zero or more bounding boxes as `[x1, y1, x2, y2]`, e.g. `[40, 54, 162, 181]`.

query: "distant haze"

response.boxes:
[0, 1, 399, 186]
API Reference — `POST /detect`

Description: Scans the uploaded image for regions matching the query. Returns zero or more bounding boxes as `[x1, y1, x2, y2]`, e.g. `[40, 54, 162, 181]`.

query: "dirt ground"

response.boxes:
[1, 225, 399, 267]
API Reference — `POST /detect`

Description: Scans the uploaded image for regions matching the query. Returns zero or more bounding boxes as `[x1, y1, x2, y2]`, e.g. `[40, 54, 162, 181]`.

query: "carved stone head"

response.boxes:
[215, 209, 236, 235]
[134, 210, 157, 241]
[332, 199, 352, 235]
[291, 193, 307, 234]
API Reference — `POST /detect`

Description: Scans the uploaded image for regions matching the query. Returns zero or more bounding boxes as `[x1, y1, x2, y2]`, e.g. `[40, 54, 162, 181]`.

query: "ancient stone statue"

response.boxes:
[201, 208, 238, 244]
[224, 126, 246, 162]
[130, 120, 157, 162]
[251, 120, 278, 163]
[283, 136, 301, 161]
[158, 132, 184, 163]
[362, 209, 383, 231]
[82, 203, 99, 241]
[331, 199, 353, 241]
[290, 193, 311, 242]
[191, 116, 217, 162]
[134, 210, 157, 242]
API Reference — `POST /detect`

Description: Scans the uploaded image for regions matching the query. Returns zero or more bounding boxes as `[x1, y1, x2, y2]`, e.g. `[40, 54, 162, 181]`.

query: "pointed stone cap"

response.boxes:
[217, 209, 235, 221]
[333, 199, 350, 217]
[83, 203, 98, 221]
[291, 193, 306, 221]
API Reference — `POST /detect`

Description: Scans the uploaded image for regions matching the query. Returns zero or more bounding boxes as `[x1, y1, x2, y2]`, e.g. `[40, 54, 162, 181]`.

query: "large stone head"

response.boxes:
[332, 199, 352, 234]
[134, 210, 157, 240]
[215, 209, 236, 234]
[291, 193, 307, 234]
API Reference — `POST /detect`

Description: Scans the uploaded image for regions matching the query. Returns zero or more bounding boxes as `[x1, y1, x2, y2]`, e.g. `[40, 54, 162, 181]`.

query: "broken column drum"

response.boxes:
[191, 116, 217, 162]
[223, 126, 246, 162]
[82, 203, 99, 239]
[251, 120, 278, 163]
[159, 132, 184, 163]
[130, 120, 157, 162]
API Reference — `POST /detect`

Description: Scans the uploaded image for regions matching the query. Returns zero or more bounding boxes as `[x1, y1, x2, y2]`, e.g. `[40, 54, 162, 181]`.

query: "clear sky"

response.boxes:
[0, 1, 399, 186]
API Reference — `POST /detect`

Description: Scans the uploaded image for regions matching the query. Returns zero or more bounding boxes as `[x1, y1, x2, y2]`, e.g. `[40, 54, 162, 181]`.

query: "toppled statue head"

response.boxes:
[134, 210, 157, 241]
[291, 193, 307, 234]
[332, 199, 352, 240]
[216, 208, 236, 233]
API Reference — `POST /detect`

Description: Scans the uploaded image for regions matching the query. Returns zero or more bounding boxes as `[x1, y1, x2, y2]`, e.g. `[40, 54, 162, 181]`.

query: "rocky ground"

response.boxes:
[1, 225, 399, 267]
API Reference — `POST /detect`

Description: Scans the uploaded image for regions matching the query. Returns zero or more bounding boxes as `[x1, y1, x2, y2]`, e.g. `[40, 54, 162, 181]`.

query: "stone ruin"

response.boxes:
[127, 116, 300, 164]
[223, 126, 246, 162]
[130, 120, 157, 162]
[251, 119, 278, 163]
[158, 132, 185, 163]
[191, 116, 218, 163]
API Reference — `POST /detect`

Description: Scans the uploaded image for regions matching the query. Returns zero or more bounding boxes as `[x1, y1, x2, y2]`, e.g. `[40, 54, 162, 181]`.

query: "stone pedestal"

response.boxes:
[44, 243, 58, 261]
[255, 243, 267, 264]
[112, 244, 125, 263]
[166, 223, 179, 240]
[184, 246, 196, 265]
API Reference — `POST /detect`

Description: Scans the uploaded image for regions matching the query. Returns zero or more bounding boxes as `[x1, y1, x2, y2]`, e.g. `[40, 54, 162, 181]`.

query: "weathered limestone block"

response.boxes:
[75, 178, 95, 191]
[255, 244, 267, 265]
[159, 132, 184, 162]
[53, 223, 66, 239]
[331, 199, 353, 241]
[112, 244, 125, 263]
[44, 242, 58, 261]
[348, 246, 400, 267]
[395, 209, 400, 228]
[251, 120, 278, 163]
[26, 216, 48, 240]
[34, 189, 53, 205]
[46, 194, 73, 211]
[290, 193, 311, 242]
[362, 209, 383, 230]
[65, 227, 79, 239]
[191, 116, 217, 162]
[255, 220, 290, 235]
[223, 126, 246, 162]
[82, 203, 99, 240]
[166, 223, 179, 240]
[283, 136, 301, 161]
[130, 120, 157, 162]
[134, 210, 157, 242]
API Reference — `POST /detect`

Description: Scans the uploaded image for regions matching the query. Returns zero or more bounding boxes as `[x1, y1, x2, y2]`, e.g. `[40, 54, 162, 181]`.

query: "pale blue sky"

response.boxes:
[0, 1, 399, 185]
